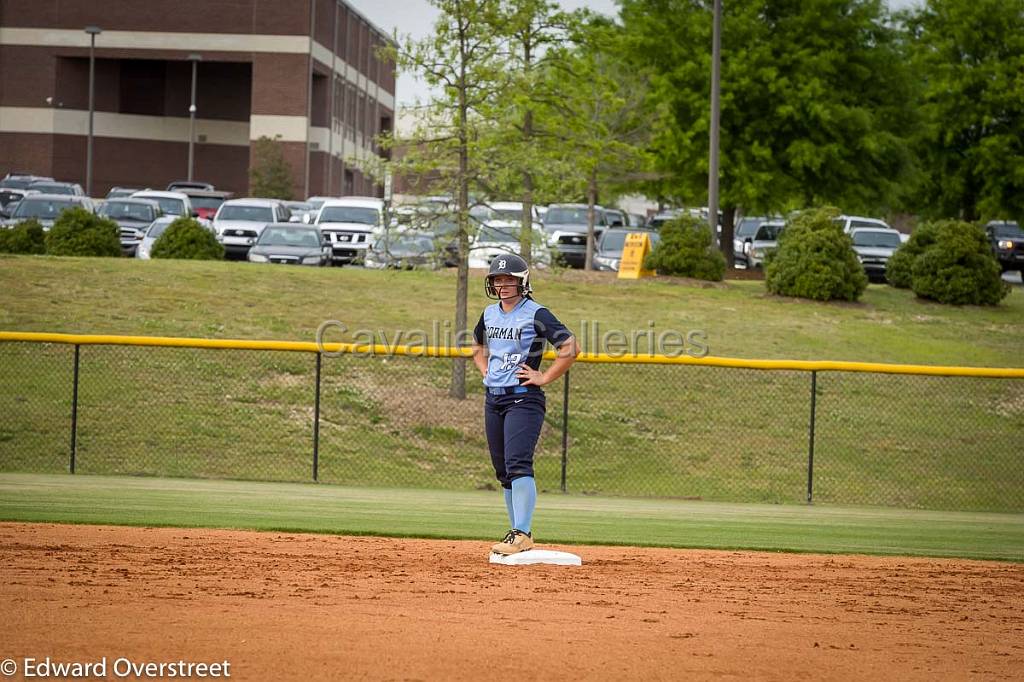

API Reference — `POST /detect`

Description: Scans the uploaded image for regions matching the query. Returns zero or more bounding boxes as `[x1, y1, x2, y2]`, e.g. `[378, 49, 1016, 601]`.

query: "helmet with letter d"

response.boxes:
[484, 253, 532, 300]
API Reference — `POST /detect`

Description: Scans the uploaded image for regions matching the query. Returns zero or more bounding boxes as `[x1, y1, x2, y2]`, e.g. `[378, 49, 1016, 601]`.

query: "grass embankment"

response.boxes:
[1, 256, 1021, 511]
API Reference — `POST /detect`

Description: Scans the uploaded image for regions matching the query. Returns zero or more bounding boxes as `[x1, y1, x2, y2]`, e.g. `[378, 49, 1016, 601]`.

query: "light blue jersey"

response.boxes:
[473, 297, 571, 387]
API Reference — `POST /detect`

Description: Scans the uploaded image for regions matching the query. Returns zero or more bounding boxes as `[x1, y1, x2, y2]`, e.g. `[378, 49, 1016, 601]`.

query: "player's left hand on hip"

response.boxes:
[516, 364, 545, 386]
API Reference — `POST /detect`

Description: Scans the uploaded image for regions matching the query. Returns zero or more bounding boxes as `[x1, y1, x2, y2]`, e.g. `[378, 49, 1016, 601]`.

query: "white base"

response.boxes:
[489, 549, 582, 566]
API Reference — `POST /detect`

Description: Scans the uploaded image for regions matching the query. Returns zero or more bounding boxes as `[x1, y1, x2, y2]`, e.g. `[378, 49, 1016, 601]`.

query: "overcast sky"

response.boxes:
[346, 0, 923, 107]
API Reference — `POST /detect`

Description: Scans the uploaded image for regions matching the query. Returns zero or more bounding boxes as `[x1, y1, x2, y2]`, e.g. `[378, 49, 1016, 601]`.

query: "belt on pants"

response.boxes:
[486, 385, 539, 395]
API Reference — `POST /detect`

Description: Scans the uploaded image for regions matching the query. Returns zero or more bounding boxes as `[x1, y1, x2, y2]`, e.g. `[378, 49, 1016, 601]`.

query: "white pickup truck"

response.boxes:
[314, 197, 385, 265]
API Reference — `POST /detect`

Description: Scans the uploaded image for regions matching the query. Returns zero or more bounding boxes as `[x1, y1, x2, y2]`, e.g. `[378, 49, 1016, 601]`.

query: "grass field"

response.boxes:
[1, 256, 1022, 511]
[1, 473, 1021, 562]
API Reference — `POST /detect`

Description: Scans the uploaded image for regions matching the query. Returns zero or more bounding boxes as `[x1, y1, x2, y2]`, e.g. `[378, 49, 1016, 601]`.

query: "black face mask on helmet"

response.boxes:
[484, 254, 532, 300]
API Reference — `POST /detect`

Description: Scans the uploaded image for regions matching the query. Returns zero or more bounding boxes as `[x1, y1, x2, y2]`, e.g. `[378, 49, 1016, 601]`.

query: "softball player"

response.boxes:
[471, 254, 579, 555]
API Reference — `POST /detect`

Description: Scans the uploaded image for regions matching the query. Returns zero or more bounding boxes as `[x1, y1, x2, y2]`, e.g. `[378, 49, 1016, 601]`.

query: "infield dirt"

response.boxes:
[2, 523, 1022, 680]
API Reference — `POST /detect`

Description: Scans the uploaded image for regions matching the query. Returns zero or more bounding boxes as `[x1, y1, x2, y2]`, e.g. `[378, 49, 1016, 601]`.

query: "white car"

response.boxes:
[468, 221, 551, 269]
[213, 198, 290, 259]
[314, 196, 385, 265]
[746, 220, 786, 269]
[136, 215, 217, 260]
[131, 190, 195, 220]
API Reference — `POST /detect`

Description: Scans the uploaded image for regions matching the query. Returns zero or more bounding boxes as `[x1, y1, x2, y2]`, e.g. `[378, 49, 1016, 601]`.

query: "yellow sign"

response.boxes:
[617, 232, 655, 279]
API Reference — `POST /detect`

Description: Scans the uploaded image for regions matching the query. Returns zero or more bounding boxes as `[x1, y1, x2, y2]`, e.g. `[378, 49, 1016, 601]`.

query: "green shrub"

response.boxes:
[909, 221, 1009, 305]
[0, 219, 46, 254]
[150, 217, 224, 260]
[643, 214, 725, 281]
[886, 222, 940, 289]
[764, 207, 867, 302]
[44, 207, 121, 257]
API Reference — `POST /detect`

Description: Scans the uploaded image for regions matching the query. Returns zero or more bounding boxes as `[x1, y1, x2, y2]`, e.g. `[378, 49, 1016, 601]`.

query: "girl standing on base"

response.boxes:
[471, 254, 580, 555]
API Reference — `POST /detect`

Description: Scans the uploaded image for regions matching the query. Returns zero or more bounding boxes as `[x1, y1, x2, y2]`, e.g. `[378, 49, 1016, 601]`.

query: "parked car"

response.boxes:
[131, 190, 196, 219]
[166, 180, 215, 192]
[593, 228, 661, 272]
[213, 198, 290, 259]
[314, 196, 385, 265]
[181, 189, 232, 221]
[733, 215, 779, 268]
[834, 215, 891, 233]
[985, 221, 1024, 273]
[468, 221, 550, 269]
[543, 203, 608, 268]
[645, 210, 683, 230]
[364, 232, 441, 270]
[283, 200, 316, 224]
[247, 223, 330, 266]
[0, 189, 39, 218]
[604, 208, 628, 227]
[305, 196, 335, 213]
[850, 227, 903, 282]
[26, 180, 85, 196]
[470, 201, 543, 226]
[106, 187, 144, 199]
[135, 216, 177, 260]
[2, 194, 95, 229]
[97, 198, 163, 256]
[0, 173, 53, 189]
[747, 220, 786, 269]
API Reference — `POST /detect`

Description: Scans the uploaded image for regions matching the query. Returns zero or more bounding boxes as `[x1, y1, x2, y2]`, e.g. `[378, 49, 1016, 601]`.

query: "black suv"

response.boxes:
[985, 221, 1024, 272]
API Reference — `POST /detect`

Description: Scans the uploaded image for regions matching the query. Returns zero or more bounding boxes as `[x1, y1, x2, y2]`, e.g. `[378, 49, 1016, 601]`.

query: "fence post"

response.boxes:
[561, 370, 569, 493]
[807, 370, 817, 504]
[313, 352, 322, 482]
[70, 344, 80, 474]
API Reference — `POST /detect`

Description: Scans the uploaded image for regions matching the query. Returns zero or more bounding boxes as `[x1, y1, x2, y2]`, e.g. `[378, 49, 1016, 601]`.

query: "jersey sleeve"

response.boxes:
[534, 308, 572, 348]
[473, 312, 486, 345]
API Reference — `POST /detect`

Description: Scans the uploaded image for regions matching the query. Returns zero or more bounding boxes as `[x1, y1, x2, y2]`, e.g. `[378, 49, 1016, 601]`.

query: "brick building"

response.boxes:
[0, 0, 395, 199]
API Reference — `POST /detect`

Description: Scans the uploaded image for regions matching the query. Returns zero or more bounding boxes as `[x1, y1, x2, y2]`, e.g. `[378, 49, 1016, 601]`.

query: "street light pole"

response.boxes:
[85, 26, 102, 196]
[187, 53, 202, 182]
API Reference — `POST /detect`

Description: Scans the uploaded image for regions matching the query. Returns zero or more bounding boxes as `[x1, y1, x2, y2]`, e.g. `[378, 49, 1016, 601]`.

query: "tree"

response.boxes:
[903, 0, 1024, 222]
[390, 0, 507, 399]
[542, 15, 656, 269]
[619, 0, 916, 266]
[250, 135, 294, 200]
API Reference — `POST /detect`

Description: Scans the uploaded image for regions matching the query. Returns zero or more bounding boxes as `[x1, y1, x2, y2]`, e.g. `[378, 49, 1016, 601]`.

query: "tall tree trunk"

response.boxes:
[520, 109, 534, 264]
[519, 38, 533, 264]
[721, 205, 736, 268]
[585, 170, 597, 271]
[449, 15, 470, 400]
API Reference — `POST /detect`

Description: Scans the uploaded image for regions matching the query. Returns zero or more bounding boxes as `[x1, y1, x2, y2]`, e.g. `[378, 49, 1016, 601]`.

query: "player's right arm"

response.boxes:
[472, 312, 488, 378]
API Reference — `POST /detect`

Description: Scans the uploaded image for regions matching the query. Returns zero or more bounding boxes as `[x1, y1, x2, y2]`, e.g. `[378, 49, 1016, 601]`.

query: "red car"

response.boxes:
[182, 189, 232, 221]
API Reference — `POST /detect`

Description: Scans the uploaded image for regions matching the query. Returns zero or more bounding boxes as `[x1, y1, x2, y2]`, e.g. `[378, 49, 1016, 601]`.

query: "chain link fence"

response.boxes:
[1, 336, 1022, 512]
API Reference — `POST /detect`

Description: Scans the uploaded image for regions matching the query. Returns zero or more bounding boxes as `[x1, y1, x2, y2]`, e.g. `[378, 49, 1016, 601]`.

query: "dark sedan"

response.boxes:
[247, 224, 330, 266]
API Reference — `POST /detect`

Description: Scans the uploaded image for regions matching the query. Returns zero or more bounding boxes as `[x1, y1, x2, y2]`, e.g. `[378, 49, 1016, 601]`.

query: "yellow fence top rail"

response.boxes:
[2, 331, 1022, 378]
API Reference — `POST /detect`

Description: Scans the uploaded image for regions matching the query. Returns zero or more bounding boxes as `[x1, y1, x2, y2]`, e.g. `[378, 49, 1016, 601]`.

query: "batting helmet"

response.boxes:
[485, 253, 532, 300]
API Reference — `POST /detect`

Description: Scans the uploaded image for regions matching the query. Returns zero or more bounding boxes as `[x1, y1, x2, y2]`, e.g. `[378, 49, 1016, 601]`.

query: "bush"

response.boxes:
[886, 222, 940, 289]
[44, 208, 121, 257]
[764, 207, 867, 302]
[643, 214, 725, 281]
[0, 219, 46, 254]
[909, 221, 1009, 305]
[150, 217, 224, 260]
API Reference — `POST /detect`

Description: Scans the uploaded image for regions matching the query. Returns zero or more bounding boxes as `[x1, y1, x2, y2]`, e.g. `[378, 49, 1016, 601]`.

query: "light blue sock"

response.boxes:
[511, 476, 537, 534]
[503, 488, 514, 528]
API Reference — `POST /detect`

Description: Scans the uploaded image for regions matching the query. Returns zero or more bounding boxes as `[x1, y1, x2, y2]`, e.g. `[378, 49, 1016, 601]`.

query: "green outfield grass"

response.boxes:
[0, 473, 1020, 562]
[1, 256, 1022, 512]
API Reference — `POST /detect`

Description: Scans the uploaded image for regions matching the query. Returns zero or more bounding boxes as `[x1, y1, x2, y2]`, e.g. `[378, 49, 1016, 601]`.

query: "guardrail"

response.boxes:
[1, 331, 1022, 512]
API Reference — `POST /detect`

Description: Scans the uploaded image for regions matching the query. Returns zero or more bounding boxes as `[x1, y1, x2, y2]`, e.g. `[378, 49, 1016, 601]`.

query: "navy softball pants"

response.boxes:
[484, 390, 546, 488]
